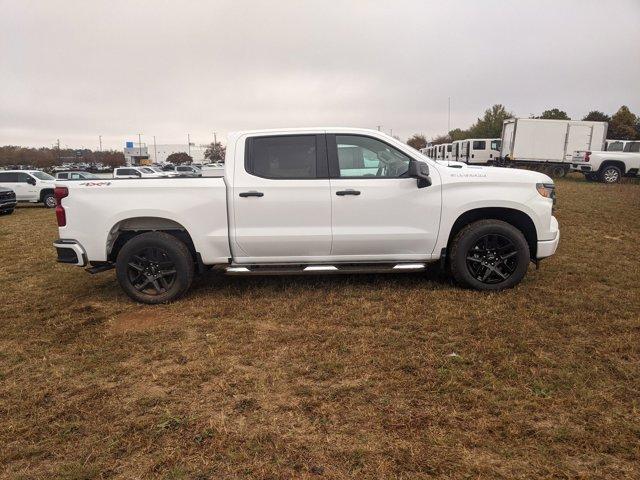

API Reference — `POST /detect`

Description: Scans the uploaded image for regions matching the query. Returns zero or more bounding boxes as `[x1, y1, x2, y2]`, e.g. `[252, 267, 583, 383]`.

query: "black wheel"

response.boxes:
[585, 173, 598, 182]
[43, 193, 56, 208]
[599, 165, 621, 184]
[116, 232, 194, 304]
[0, 209, 14, 215]
[449, 220, 530, 291]
[547, 165, 567, 178]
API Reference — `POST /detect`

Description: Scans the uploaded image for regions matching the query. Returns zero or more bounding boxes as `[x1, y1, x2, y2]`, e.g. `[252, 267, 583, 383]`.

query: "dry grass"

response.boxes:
[1, 174, 639, 479]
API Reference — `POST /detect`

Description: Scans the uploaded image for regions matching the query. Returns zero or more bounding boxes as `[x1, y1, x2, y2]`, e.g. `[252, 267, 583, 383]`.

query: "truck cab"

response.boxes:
[457, 139, 501, 165]
[0, 170, 57, 207]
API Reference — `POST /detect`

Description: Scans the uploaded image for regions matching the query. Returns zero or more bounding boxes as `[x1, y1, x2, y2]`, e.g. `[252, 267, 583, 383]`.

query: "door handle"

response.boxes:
[239, 191, 264, 197]
[336, 189, 361, 196]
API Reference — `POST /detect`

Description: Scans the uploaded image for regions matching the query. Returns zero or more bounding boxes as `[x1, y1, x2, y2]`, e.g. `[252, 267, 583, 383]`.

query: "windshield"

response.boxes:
[149, 167, 164, 172]
[140, 167, 155, 173]
[32, 171, 55, 181]
[81, 172, 99, 179]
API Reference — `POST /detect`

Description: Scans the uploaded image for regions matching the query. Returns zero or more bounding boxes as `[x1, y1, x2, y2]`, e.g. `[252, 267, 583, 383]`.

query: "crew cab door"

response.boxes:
[327, 134, 441, 259]
[231, 134, 332, 261]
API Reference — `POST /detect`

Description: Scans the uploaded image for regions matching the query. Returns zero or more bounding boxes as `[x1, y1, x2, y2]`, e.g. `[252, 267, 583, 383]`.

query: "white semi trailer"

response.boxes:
[496, 118, 608, 177]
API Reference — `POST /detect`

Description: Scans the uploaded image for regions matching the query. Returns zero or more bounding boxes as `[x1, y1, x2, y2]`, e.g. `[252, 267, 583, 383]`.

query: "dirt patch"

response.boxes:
[109, 310, 169, 333]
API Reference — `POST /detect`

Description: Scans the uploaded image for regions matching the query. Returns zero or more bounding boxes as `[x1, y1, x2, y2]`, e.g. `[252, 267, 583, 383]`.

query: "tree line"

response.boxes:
[0, 140, 226, 169]
[407, 105, 640, 150]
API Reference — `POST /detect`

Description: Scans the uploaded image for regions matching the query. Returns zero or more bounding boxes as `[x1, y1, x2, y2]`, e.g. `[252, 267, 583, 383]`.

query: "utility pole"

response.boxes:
[153, 135, 157, 163]
[137, 133, 142, 165]
[99, 135, 102, 152]
[448, 96, 451, 133]
[376, 125, 381, 131]
[187, 134, 191, 157]
[213, 132, 217, 144]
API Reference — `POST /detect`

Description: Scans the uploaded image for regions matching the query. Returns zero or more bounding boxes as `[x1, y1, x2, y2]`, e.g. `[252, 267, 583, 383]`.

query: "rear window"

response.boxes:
[607, 141, 624, 152]
[0, 172, 18, 182]
[247, 135, 317, 179]
[472, 141, 486, 150]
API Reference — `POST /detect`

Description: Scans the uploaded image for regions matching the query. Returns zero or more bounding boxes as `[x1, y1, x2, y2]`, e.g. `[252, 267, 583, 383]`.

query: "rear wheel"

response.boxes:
[116, 232, 194, 304]
[600, 165, 622, 184]
[449, 220, 530, 291]
[43, 193, 56, 208]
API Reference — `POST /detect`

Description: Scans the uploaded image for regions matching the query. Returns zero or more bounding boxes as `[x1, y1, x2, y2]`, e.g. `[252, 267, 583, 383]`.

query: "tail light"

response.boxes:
[54, 186, 68, 226]
[584, 151, 591, 162]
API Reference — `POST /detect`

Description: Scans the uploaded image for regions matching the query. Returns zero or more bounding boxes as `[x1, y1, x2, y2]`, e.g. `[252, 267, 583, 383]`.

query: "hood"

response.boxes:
[434, 162, 553, 185]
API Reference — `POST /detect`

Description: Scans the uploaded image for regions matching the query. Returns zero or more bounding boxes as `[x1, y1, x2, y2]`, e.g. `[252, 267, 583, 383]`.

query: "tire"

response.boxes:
[115, 231, 194, 304]
[547, 165, 567, 178]
[0, 209, 14, 215]
[43, 193, 56, 208]
[449, 219, 530, 291]
[599, 165, 622, 184]
[585, 173, 598, 182]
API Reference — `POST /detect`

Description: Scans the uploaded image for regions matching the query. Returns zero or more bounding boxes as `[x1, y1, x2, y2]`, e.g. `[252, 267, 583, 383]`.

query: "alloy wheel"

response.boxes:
[466, 233, 519, 284]
[126, 247, 177, 295]
[603, 168, 619, 183]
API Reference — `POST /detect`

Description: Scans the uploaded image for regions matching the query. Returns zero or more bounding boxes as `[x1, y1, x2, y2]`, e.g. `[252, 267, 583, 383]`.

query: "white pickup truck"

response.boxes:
[52, 128, 559, 303]
[571, 149, 640, 183]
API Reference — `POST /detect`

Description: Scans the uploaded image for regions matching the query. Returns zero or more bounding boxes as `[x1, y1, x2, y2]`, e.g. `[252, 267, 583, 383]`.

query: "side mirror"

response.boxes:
[26, 177, 36, 185]
[408, 160, 432, 188]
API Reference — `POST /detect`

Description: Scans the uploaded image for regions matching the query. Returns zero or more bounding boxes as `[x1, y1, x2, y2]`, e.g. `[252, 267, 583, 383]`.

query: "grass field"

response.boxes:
[1, 175, 639, 479]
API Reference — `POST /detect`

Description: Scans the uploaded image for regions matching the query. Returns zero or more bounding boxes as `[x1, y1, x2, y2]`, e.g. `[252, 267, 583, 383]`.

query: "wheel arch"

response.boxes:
[107, 216, 197, 262]
[447, 207, 538, 260]
[39, 188, 54, 202]
[599, 160, 626, 174]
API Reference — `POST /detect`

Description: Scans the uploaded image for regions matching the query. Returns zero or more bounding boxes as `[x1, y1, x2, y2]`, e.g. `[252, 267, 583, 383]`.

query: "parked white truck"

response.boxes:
[497, 118, 608, 177]
[571, 149, 640, 183]
[52, 128, 559, 303]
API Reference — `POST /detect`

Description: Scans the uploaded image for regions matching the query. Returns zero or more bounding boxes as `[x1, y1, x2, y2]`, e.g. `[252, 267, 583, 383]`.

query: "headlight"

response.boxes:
[536, 183, 556, 207]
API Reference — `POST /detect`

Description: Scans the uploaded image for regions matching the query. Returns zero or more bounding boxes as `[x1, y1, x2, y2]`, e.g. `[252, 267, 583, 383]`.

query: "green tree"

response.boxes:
[467, 104, 514, 138]
[536, 108, 570, 120]
[448, 128, 468, 141]
[166, 152, 192, 164]
[582, 110, 610, 122]
[204, 141, 226, 162]
[406, 134, 427, 150]
[607, 106, 638, 140]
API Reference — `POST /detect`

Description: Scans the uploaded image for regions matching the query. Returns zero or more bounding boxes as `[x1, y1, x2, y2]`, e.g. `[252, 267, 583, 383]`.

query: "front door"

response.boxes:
[231, 133, 332, 261]
[327, 134, 441, 260]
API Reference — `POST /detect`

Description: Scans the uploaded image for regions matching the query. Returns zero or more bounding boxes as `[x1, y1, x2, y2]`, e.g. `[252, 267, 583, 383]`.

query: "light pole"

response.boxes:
[98, 135, 102, 152]
[448, 97, 451, 133]
[153, 135, 157, 163]
[137, 133, 143, 166]
[187, 134, 191, 157]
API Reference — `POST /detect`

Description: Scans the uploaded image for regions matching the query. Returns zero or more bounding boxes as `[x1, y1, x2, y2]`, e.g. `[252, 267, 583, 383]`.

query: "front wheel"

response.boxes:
[116, 232, 194, 304]
[449, 220, 530, 291]
[599, 165, 622, 184]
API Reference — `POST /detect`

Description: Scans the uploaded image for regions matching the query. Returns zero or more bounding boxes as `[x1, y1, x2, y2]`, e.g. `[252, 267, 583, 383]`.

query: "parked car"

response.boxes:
[0, 187, 17, 215]
[113, 166, 169, 179]
[56, 171, 101, 181]
[0, 170, 57, 207]
[497, 118, 608, 177]
[571, 149, 640, 183]
[174, 165, 202, 177]
[53, 127, 559, 304]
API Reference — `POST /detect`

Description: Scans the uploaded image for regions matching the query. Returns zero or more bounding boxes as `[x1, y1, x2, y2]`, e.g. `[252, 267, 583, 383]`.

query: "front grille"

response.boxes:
[0, 191, 16, 200]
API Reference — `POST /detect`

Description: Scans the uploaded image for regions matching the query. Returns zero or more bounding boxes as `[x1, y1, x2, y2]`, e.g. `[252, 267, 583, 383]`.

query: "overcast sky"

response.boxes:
[1, 0, 639, 150]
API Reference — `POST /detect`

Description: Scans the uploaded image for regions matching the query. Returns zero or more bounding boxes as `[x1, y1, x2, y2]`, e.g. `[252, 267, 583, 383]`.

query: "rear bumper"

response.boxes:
[537, 216, 560, 259]
[53, 239, 88, 266]
[571, 163, 592, 172]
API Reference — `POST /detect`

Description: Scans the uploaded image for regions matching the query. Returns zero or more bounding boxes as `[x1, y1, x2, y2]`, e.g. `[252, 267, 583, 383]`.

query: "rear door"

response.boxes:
[231, 133, 332, 260]
[566, 125, 594, 162]
[327, 134, 441, 259]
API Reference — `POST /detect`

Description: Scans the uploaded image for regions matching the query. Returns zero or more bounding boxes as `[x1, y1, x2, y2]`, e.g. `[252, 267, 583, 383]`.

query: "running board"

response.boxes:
[225, 263, 427, 276]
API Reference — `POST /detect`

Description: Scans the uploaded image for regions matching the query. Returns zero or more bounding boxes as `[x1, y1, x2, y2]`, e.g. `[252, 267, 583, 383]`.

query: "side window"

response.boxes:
[447, 145, 452, 152]
[335, 135, 410, 178]
[248, 135, 317, 179]
[490, 140, 501, 151]
[58, 173, 68, 179]
[0, 172, 18, 182]
[16, 172, 31, 183]
[607, 141, 623, 152]
[625, 142, 640, 153]
[473, 140, 486, 150]
[70, 173, 81, 179]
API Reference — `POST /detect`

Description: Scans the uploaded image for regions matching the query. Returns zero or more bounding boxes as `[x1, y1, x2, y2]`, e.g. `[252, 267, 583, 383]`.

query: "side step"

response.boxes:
[225, 263, 427, 276]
